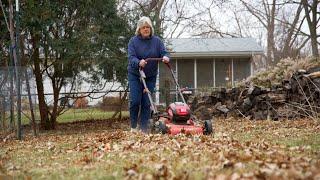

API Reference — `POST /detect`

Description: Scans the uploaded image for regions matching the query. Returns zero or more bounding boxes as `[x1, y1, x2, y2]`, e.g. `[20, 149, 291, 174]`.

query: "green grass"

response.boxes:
[17, 108, 129, 125]
[228, 123, 320, 152]
[277, 133, 320, 151]
[56, 109, 129, 123]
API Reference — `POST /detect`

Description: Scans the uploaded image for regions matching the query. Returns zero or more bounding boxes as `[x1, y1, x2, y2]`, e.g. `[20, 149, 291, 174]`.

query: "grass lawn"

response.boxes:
[18, 108, 129, 125]
[56, 108, 129, 123]
[0, 118, 319, 179]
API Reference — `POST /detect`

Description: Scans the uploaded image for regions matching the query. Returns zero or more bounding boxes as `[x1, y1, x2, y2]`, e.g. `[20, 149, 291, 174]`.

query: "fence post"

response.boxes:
[119, 91, 122, 119]
[0, 96, 5, 130]
[9, 47, 15, 131]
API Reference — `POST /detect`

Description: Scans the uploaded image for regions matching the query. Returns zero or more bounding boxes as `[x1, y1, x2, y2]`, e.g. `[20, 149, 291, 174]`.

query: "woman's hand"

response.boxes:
[139, 59, 147, 68]
[162, 56, 170, 63]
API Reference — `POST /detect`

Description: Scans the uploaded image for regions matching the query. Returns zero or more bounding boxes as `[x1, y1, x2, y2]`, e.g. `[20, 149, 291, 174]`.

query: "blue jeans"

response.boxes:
[128, 73, 156, 132]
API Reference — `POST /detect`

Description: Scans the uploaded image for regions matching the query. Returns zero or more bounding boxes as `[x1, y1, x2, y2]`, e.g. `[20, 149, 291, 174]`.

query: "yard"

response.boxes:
[20, 108, 129, 125]
[1, 117, 319, 179]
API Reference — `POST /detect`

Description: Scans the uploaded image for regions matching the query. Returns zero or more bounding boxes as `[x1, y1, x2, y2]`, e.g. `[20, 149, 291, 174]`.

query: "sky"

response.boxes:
[160, 0, 318, 55]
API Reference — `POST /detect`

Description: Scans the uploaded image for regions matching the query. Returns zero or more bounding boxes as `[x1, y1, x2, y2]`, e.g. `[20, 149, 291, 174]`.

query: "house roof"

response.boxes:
[165, 38, 264, 58]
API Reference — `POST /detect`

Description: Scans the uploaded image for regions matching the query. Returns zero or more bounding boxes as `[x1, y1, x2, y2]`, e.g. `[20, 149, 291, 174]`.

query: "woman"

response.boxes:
[127, 16, 170, 133]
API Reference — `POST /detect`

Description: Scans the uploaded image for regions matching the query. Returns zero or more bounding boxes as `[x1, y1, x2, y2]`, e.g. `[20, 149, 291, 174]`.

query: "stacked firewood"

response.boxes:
[189, 68, 320, 120]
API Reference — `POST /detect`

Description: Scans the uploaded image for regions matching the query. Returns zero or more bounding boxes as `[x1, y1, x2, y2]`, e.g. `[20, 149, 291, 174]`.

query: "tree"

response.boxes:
[301, 0, 319, 57]
[119, 0, 203, 39]
[20, 0, 129, 130]
[237, 0, 278, 65]
[194, 0, 316, 64]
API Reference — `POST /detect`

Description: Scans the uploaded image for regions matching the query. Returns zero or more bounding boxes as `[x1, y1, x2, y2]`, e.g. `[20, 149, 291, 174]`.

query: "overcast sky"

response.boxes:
[161, 0, 317, 54]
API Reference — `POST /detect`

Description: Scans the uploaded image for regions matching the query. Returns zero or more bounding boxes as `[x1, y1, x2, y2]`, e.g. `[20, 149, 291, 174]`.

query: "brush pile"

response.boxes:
[190, 58, 320, 120]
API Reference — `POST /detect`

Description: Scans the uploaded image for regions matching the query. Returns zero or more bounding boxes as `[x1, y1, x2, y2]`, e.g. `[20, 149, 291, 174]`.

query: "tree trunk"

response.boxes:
[302, 0, 319, 57]
[25, 69, 37, 135]
[50, 78, 62, 129]
[20, 32, 37, 136]
[282, 4, 303, 58]
[32, 33, 50, 130]
[267, 0, 276, 65]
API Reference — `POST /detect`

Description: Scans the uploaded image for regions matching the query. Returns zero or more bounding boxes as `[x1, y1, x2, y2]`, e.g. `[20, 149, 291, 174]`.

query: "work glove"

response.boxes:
[162, 56, 170, 63]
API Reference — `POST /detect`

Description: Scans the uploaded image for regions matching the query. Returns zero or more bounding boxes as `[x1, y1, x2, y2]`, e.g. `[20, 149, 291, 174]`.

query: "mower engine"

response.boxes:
[167, 102, 191, 124]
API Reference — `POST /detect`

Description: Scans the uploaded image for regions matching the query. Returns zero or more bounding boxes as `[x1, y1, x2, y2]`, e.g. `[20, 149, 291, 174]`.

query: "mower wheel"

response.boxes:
[204, 120, 213, 135]
[159, 121, 168, 134]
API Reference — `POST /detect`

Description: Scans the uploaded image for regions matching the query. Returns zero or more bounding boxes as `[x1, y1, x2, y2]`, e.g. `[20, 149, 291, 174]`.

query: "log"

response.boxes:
[305, 71, 320, 79]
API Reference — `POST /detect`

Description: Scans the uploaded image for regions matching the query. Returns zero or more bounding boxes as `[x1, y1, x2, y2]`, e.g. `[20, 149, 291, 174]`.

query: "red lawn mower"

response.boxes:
[139, 58, 213, 135]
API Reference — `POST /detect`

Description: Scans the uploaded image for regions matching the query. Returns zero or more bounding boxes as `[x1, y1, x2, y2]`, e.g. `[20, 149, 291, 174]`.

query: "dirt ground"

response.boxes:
[0, 118, 320, 179]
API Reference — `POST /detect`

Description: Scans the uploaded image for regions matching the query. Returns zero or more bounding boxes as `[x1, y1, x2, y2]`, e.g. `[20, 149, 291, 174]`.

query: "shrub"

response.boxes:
[99, 96, 128, 111]
[74, 96, 88, 109]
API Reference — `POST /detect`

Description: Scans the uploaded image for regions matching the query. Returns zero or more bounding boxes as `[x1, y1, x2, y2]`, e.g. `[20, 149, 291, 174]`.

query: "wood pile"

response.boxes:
[189, 68, 320, 120]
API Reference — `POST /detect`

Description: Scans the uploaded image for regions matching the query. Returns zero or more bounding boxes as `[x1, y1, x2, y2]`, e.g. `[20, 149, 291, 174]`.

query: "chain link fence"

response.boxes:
[1, 65, 217, 138]
[0, 66, 38, 132]
[0, 66, 130, 134]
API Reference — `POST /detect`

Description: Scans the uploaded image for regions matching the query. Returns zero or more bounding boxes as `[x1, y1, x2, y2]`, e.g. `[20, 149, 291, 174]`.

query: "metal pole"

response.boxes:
[15, 0, 22, 140]
[0, 96, 4, 130]
[9, 46, 15, 131]
[119, 91, 122, 119]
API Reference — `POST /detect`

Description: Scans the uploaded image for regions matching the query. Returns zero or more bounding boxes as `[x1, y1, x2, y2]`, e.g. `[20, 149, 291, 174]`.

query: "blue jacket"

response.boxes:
[127, 35, 169, 78]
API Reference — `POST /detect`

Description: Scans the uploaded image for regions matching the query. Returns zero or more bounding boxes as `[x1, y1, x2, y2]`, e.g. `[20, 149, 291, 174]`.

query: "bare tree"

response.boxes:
[239, 0, 278, 65]
[119, 0, 318, 61]
[301, 0, 319, 57]
[118, 0, 207, 38]
[279, 3, 305, 58]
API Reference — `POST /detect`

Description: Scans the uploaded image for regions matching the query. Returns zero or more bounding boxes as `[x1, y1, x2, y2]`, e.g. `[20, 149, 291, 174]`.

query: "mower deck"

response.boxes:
[165, 123, 204, 135]
[152, 116, 212, 135]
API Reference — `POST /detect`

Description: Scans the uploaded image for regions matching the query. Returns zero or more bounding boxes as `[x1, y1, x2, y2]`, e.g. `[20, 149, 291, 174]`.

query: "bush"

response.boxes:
[74, 97, 88, 109]
[99, 96, 128, 111]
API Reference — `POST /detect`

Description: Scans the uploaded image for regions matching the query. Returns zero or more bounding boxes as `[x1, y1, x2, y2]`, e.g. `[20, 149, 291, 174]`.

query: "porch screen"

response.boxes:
[233, 58, 251, 84]
[159, 59, 176, 103]
[215, 58, 232, 87]
[177, 59, 194, 88]
[197, 59, 213, 88]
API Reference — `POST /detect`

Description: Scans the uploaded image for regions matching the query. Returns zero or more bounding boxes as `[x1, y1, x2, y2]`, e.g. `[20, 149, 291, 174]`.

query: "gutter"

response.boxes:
[169, 51, 264, 58]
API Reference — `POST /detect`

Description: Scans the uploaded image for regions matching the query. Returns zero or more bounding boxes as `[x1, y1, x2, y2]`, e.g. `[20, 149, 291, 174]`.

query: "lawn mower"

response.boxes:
[139, 58, 213, 135]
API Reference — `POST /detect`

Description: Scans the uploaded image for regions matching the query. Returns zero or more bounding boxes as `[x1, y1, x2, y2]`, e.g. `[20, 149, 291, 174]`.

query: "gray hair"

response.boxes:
[135, 16, 154, 36]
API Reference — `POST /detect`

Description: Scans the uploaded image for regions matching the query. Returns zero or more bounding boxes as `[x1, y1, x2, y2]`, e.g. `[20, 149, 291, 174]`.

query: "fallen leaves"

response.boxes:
[0, 118, 319, 179]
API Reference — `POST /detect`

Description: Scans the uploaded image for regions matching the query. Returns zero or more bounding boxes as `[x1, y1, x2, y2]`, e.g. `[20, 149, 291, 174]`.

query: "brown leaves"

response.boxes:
[1, 118, 320, 179]
[78, 155, 93, 165]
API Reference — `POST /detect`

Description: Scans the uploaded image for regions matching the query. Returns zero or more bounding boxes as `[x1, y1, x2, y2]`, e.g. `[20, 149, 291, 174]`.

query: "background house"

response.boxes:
[156, 38, 264, 103]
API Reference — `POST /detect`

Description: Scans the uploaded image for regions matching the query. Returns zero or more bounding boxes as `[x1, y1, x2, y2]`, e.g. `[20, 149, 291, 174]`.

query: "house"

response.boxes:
[156, 38, 264, 103]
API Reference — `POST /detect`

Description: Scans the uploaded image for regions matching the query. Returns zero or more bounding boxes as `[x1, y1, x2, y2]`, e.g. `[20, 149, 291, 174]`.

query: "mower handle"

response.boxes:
[139, 57, 172, 72]
[139, 57, 186, 104]
[144, 58, 163, 62]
